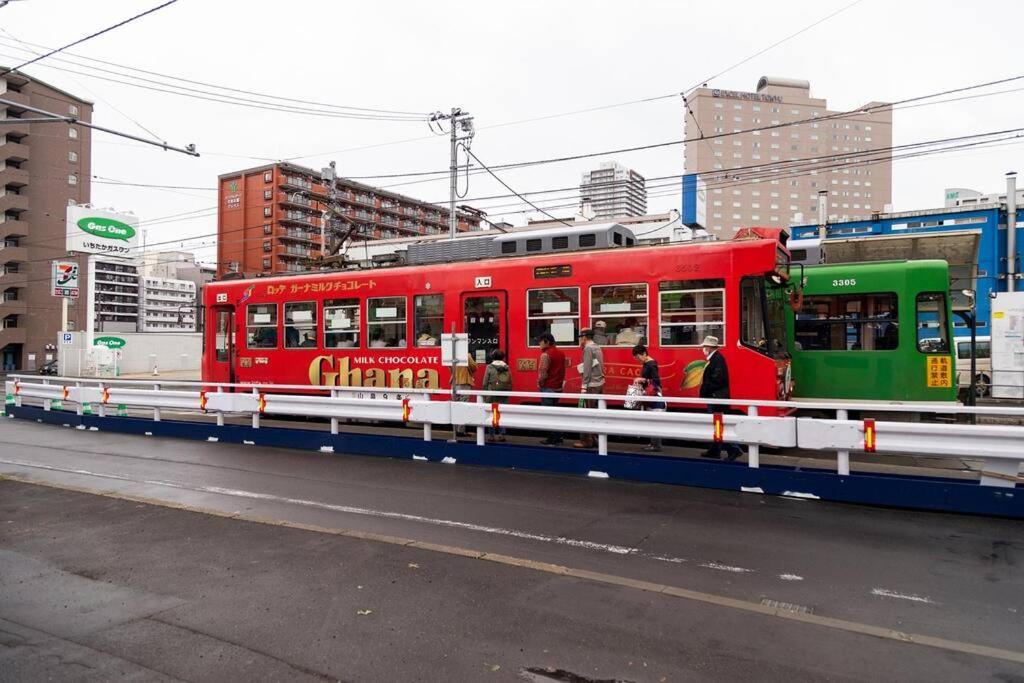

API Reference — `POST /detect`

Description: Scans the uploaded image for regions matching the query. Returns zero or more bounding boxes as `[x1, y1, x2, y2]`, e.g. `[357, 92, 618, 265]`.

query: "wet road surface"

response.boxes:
[1, 418, 1022, 681]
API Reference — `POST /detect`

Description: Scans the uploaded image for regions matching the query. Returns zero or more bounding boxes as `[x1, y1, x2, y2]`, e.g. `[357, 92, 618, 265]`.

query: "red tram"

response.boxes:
[202, 231, 793, 406]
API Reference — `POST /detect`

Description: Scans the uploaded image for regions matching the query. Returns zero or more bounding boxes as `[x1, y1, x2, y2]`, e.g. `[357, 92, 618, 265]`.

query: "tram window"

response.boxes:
[246, 303, 278, 349]
[579, 234, 596, 248]
[367, 296, 407, 348]
[916, 292, 950, 353]
[284, 302, 317, 348]
[526, 239, 542, 252]
[324, 298, 360, 348]
[527, 287, 580, 346]
[414, 294, 444, 347]
[501, 241, 517, 254]
[552, 236, 569, 250]
[215, 310, 231, 362]
[659, 279, 725, 346]
[590, 284, 648, 346]
[794, 293, 898, 351]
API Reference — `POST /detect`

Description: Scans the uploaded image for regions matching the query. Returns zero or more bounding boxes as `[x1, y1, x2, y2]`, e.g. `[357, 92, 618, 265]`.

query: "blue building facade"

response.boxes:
[790, 205, 1023, 336]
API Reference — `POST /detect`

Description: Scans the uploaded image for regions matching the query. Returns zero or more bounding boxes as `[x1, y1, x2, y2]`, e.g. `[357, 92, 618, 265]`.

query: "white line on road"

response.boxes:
[699, 562, 753, 573]
[871, 588, 936, 604]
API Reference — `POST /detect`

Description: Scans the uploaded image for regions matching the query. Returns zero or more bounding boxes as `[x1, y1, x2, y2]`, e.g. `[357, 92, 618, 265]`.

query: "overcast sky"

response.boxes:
[4, 0, 1023, 264]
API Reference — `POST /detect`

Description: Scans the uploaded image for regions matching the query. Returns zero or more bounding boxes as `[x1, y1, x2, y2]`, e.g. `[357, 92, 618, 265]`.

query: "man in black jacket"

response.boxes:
[698, 335, 744, 462]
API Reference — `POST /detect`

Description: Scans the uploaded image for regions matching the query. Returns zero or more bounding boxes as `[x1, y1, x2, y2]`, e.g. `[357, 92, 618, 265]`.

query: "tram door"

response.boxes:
[209, 306, 235, 384]
[462, 293, 507, 365]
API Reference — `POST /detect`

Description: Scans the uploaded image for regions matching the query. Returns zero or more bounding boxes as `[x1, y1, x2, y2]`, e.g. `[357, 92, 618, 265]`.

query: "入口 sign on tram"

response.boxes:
[66, 206, 140, 256]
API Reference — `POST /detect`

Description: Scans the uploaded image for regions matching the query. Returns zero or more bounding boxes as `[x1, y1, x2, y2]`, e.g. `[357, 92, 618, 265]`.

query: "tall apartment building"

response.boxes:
[0, 70, 92, 371]
[684, 77, 892, 234]
[217, 162, 482, 278]
[139, 275, 197, 332]
[579, 161, 647, 219]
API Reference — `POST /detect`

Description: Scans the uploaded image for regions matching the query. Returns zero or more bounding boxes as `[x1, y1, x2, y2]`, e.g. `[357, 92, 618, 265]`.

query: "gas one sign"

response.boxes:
[66, 206, 140, 256]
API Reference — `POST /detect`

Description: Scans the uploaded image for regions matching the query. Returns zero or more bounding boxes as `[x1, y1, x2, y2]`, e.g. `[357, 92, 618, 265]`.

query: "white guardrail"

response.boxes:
[5, 375, 1024, 489]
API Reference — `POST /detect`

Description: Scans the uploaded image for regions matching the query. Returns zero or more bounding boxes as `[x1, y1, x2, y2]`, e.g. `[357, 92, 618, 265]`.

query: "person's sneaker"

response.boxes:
[572, 441, 591, 449]
[725, 449, 744, 462]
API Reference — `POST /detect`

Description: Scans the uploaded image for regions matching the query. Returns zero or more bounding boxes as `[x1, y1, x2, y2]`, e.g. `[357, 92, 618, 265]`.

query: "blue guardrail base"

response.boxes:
[8, 405, 1022, 519]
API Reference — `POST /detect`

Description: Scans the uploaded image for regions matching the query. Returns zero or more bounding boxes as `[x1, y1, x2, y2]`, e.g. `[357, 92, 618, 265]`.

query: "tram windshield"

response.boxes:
[740, 276, 789, 360]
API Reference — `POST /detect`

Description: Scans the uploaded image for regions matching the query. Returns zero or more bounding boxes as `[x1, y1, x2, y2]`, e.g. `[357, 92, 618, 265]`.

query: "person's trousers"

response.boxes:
[539, 387, 563, 443]
[579, 384, 604, 446]
[454, 384, 472, 435]
[705, 404, 742, 458]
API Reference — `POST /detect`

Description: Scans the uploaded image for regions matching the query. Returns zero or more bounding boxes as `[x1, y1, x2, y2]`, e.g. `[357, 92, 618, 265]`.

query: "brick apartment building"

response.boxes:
[1, 69, 92, 371]
[216, 162, 482, 277]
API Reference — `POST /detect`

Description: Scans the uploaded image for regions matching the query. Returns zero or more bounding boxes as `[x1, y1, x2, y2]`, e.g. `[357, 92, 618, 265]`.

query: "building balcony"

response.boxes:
[280, 212, 321, 229]
[0, 192, 28, 214]
[0, 270, 26, 287]
[280, 230, 319, 244]
[0, 245, 27, 263]
[278, 192, 316, 209]
[0, 326, 26, 346]
[0, 219, 28, 241]
[1, 89, 30, 107]
[0, 299, 27, 316]
[0, 165, 29, 189]
[94, 267, 139, 277]
[0, 141, 29, 164]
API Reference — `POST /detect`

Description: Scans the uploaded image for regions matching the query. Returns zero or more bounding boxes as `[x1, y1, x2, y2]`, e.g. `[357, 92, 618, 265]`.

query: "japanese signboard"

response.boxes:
[51, 260, 80, 298]
[66, 206, 140, 257]
[926, 356, 953, 388]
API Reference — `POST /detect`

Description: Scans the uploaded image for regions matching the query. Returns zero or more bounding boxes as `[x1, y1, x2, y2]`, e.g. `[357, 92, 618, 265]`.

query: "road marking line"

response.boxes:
[871, 588, 936, 604]
[699, 562, 753, 573]
[2, 472, 1023, 665]
[779, 574, 805, 581]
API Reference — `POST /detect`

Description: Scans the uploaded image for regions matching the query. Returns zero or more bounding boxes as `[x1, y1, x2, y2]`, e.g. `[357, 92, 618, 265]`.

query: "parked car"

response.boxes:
[956, 336, 992, 397]
[38, 359, 58, 376]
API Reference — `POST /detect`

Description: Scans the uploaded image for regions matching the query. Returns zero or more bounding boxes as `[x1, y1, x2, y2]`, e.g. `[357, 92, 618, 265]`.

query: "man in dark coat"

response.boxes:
[698, 335, 744, 462]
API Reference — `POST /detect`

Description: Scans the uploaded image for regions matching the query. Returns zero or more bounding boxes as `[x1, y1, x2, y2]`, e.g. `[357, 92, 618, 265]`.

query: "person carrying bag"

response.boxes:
[632, 344, 665, 452]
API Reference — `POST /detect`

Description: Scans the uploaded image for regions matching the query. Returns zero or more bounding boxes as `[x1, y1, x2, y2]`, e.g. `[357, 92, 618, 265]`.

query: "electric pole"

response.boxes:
[430, 108, 474, 239]
[320, 161, 337, 257]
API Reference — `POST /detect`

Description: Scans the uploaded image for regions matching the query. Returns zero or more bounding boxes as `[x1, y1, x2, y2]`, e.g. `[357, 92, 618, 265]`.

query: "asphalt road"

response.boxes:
[1, 418, 1022, 681]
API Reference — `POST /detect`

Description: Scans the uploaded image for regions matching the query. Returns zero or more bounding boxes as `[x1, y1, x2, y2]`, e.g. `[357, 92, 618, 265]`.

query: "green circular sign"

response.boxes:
[77, 217, 136, 242]
[94, 336, 126, 349]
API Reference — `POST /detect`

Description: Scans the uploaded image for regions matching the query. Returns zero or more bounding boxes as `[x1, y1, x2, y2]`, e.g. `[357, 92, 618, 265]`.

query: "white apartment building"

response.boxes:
[945, 186, 1024, 208]
[684, 77, 893, 234]
[139, 275, 197, 332]
[579, 161, 647, 219]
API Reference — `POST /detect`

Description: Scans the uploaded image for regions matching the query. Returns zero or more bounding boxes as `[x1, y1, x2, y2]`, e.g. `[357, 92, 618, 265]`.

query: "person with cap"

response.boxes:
[593, 320, 612, 345]
[698, 335, 744, 462]
[573, 327, 605, 449]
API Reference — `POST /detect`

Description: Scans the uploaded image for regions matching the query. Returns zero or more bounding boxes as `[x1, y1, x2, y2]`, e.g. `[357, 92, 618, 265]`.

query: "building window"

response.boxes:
[263, 207, 272, 217]
[246, 304, 278, 349]
[659, 279, 726, 346]
[68, 151, 78, 163]
[68, 127, 78, 139]
[414, 294, 444, 346]
[263, 223, 272, 235]
[263, 189, 273, 200]
[69, 104, 79, 116]
[264, 170, 273, 182]
[589, 284, 647, 346]
[263, 240, 271, 252]
[67, 174, 77, 186]
[527, 287, 579, 346]
[367, 296, 407, 348]
[284, 301, 317, 348]
[262, 258, 270, 269]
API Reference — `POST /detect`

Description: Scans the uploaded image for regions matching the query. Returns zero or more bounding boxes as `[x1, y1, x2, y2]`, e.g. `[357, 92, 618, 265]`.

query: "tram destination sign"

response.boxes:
[534, 264, 573, 279]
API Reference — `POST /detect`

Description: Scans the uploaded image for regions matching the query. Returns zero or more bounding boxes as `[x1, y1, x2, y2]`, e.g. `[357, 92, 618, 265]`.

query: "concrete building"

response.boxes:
[0, 69, 92, 371]
[139, 275, 197, 332]
[217, 162, 482, 278]
[684, 77, 892, 234]
[945, 186, 1024, 208]
[579, 161, 647, 219]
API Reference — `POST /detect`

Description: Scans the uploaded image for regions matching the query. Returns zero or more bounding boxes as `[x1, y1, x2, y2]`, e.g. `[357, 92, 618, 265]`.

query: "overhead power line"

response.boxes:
[0, 0, 179, 77]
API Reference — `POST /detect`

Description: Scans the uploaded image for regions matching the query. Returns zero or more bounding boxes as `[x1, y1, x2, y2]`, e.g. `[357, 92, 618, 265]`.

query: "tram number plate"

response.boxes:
[534, 264, 573, 279]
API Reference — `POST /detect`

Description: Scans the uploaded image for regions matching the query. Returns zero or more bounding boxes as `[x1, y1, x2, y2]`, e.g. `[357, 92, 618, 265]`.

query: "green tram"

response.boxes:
[787, 260, 958, 403]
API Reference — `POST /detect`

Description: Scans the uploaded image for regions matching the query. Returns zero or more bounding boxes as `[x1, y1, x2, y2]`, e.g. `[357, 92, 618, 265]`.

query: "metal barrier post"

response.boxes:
[153, 383, 161, 422]
[476, 395, 485, 446]
[216, 386, 225, 427]
[836, 409, 850, 475]
[597, 399, 608, 456]
[75, 381, 83, 416]
[251, 387, 260, 429]
[746, 405, 760, 468]
[98, 382, 106, 417]
[42, 378, 50, 411]
[330, 389, 339, 435]
[423, 422, 432, 442]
